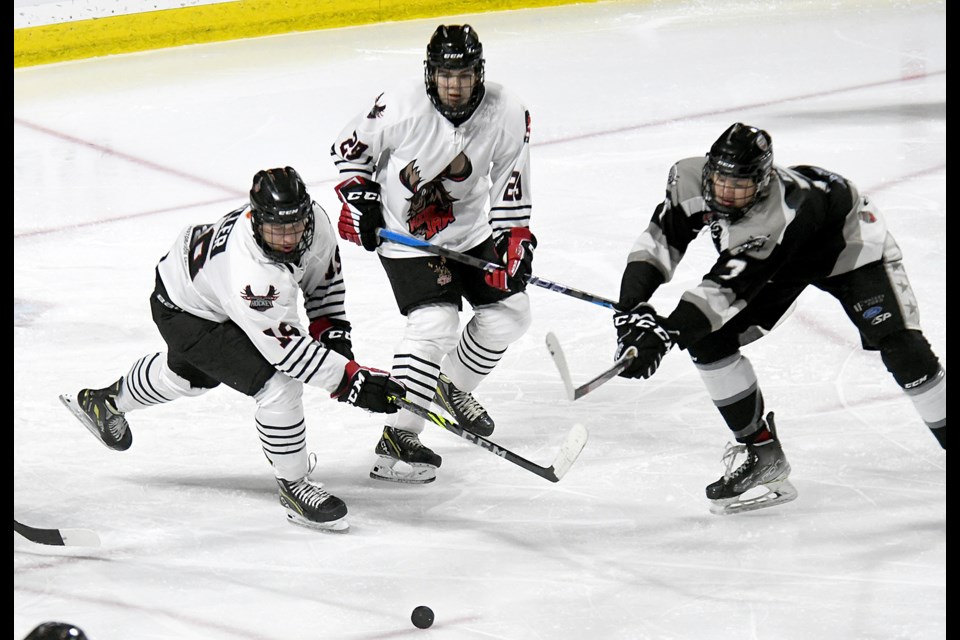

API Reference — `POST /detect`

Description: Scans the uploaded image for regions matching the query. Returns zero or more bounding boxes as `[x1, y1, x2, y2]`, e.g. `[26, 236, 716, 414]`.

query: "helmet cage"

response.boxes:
[701, 123, 773, 221]
[424, 25, 486, 121]
[249, 167, 315, 264]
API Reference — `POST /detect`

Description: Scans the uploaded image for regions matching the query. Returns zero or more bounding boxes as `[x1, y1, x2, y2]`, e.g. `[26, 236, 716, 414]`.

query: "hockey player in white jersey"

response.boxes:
[612, 123, 946, 515]
[331, 25, 537, 484]
[60, 167, 405, 533]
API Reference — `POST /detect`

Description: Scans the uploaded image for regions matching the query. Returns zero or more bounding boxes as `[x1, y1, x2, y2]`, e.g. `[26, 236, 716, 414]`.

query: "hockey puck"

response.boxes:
[411, 605, 434, 629]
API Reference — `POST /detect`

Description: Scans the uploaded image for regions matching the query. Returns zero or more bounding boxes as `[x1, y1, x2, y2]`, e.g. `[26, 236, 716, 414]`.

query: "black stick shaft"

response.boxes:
[378, 228, 615, 309]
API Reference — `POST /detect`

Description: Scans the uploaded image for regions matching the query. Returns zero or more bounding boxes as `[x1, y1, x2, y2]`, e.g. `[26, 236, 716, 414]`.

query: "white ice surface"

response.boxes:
[14, 2, 945, 639]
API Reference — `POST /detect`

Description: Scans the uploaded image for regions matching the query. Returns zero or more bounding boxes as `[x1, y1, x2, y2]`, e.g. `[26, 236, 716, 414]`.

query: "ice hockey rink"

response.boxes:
[14, 1, 945, 638]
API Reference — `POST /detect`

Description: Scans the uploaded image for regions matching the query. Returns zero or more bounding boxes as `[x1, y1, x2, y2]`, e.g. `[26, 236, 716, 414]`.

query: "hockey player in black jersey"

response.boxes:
[613, 123, 946, 515]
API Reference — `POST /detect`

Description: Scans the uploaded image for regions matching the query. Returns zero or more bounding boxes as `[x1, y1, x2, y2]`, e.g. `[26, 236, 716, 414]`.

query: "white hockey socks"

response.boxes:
[255, 373, 309, 481]
[442, 293, 531, 392]
[114, 353, 209, 413]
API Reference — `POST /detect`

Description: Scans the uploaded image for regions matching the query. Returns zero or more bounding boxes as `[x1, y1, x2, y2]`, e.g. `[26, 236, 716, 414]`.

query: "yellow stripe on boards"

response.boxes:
[14, 0, 603, 68]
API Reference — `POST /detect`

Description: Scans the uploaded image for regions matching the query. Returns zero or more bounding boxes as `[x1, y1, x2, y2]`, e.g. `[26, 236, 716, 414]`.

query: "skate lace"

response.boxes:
[450, 387, 486, 422]
[395, 429, 426, 451]
[720, 442, 754, 481]
[287, 478, 330, 509]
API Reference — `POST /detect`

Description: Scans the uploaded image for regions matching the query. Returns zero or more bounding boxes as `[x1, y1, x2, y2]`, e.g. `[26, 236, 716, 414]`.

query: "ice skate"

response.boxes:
[705, 412, 797, 515]
[370, 426, 442, 484]
[434, 373, 495, 437]
[277, 476, 349, 532]
[59, 378, 132, 451]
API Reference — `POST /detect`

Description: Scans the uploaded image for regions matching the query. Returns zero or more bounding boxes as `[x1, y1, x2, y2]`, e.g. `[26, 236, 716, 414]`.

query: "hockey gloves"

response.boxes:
[332, 361, 405, 414]
[485, 228, 537, 292]
[613, 302, 679, 379]
[335, 177, 383, 251]
[309, 317, 355, 360]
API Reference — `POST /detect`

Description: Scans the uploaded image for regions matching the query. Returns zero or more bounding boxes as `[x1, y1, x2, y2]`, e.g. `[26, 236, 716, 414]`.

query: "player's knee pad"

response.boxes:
[695, 352, 757, 404]
[469, 292, 531, 347]
[158, 362, 209, 398]
[118, 353, 210, 411]
[405, 303, 461, 356]
[254, 373, 304, 417]
[695, 352, 765, 441]
[254, 374, 307, 477]
[879, 330, 940, 389]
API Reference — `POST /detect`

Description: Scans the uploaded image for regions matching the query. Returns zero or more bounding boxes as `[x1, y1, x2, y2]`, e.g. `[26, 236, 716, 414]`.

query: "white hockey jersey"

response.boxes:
[156, 204, 350, 392]
[331, 81, 533, 258]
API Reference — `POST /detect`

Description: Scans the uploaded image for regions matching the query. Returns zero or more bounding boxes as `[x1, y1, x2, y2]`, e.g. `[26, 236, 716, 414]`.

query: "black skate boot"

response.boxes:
[277, 476, 349, 532]
[434, 373, 495, 437]
[705, 412, 797, 515]
[59, 378, 132, 451]
[370, 426, 442, 484]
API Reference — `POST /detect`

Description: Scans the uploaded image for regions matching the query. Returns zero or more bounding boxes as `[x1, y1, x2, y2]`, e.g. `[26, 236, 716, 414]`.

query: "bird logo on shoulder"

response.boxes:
[240, 285, 281, 312]
[729, 235, 770, 256]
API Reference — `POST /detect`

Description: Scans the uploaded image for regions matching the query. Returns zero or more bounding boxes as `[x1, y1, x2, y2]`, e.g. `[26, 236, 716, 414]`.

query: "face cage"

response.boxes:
[424, 60, 485, 119]
[252, 212, 315, 264]
[701, 163, 770, 221]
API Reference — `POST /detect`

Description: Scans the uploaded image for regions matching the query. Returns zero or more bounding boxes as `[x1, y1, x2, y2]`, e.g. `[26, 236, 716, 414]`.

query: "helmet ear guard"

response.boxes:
[701, 123, 774, 221]
[249, 167, 315, 263]
[424, 24, 486, 121]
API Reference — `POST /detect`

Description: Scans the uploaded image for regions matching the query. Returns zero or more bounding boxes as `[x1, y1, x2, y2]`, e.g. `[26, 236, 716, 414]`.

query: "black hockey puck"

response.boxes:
[411, 605, 434, 629]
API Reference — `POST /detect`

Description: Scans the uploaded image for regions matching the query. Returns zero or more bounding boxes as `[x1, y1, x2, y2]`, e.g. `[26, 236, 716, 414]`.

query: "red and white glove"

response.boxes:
[309, 317, 354, 360]
[484, 228, 537, 292]
[331, 361, 405, 414]
[335, 177, 383, 251]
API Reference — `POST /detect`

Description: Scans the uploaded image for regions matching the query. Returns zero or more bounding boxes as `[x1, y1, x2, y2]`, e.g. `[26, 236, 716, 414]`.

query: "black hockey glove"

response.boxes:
[332, 361, 405, 414]
[309, 317, 354, 360]
[484, 228, 537, 292]
[335, 176, 383, 251]
[613, 302, 679, 379]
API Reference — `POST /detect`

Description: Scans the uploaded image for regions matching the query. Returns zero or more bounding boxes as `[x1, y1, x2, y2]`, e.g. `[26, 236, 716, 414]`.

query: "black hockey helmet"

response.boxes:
[249, 166, 315, 264]
[701, 123, 774, 221]
[24, 621, 89, 640]
[424, 24, 485, 121]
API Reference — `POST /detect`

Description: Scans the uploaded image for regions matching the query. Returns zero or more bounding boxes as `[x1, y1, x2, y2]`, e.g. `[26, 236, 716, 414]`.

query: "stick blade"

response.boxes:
[14, 519, 101, 547]
[548, 423, 589, 481]
[545, 332, 576, 401]
[58, 528, 102, 547]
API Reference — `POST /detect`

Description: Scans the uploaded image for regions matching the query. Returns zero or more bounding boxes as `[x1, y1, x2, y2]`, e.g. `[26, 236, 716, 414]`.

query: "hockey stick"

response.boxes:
[14, 518, 101, 547]
[389, 396, 588, 483]
[545, 332, 636, 401]
[377, 228, 616, 309]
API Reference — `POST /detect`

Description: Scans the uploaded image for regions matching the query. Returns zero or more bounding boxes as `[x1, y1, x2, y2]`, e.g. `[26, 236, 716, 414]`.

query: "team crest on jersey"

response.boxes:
[428, 259, 453, 286]
[858, 209, 877, 223]
[366, 93, 386, 119]
[241, 285, 280, 312]
[400, 153, 473, 239]
[729, 235, 770, 256]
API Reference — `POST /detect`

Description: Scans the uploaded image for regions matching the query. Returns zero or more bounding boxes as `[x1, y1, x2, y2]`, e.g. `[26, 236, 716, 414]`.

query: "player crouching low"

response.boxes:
[60, 167, 405, 533]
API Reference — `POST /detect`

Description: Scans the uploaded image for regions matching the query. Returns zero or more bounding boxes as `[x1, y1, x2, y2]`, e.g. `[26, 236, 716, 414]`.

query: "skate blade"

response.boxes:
[709, 479, 798, 516]
[369, 456, 437, 484]
[284, 513, 350, 533]
[59, 393, 120, 451]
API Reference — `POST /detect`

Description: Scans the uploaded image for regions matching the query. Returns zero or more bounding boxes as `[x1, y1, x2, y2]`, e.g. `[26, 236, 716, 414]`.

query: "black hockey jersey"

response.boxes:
[619, 158, 897, 348]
